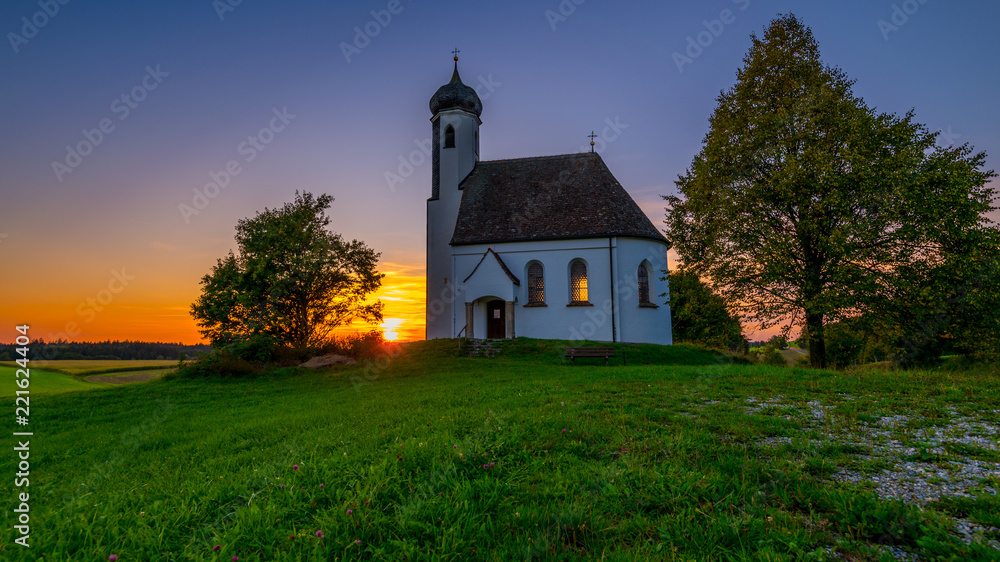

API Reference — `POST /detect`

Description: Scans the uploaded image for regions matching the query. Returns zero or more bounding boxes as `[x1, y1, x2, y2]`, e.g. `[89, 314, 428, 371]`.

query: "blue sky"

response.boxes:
[1, 0, 997, 342]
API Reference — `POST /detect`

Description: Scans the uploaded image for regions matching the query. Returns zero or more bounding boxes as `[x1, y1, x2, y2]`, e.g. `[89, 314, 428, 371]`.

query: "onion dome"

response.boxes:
[429, 60, 482, 117]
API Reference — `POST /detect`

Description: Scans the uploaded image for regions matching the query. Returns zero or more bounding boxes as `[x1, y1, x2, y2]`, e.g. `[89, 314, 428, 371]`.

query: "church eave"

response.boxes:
[450, 233, 670, 247]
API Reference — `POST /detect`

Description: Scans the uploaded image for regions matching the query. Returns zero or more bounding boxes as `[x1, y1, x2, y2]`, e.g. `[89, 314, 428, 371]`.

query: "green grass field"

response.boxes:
[2, 339, 998, 560]
[0, 365, 99, 395]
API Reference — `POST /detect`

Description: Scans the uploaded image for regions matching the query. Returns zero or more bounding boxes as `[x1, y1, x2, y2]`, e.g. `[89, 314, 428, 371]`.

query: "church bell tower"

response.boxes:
[426, 52, 482, 339]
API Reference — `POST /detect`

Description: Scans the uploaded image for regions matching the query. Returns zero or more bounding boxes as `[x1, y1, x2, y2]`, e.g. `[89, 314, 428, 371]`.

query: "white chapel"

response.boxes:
[425, 57, 673, 345]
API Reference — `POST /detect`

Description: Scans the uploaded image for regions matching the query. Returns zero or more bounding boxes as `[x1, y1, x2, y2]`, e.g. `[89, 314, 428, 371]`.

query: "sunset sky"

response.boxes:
[1, 0, 998, 344]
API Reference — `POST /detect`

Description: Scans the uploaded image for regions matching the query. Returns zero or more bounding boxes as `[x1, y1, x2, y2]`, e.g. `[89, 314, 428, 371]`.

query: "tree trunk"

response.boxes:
[806, 311, 826, 369]
[297, 299, 309, 352]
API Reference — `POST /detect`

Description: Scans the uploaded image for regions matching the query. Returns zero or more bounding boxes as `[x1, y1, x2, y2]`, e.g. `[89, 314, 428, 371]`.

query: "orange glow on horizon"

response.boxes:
[0, 261, 427, 345]
[0, 252, 791, 345]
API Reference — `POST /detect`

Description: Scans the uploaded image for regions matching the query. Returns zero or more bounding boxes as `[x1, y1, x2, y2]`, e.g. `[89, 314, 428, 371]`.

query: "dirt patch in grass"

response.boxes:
[88, 369, 172, 384]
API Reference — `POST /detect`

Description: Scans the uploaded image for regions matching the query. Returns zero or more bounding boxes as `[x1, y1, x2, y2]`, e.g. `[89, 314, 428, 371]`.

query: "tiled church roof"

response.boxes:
[451, 153, 668, 245]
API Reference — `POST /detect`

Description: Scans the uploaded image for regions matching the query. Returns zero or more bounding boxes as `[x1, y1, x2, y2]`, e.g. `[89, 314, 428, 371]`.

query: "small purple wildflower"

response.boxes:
[109, 556, 118, 562]
[319, 484, 324, 488]
[355, 540, 362, 545]
[316, 530, 324, 538]
[213, 545, 221, 551]
[453, 445, 457, 448]
[233, 557, 239, 562]
[293, 464, 299, 470]
[562, 429, 567, 433]
[347, 509, 353, 515]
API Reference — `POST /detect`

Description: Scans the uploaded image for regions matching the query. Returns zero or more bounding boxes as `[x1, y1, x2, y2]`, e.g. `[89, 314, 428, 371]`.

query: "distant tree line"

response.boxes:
[0, 340, 211, 361]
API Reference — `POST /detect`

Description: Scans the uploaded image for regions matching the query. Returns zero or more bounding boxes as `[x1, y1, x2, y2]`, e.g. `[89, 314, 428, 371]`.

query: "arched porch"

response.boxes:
[464, 295, 515, 340]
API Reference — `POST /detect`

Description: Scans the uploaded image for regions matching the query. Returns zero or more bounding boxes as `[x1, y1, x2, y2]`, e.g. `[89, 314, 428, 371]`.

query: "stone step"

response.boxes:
[463, 338, 504, 357]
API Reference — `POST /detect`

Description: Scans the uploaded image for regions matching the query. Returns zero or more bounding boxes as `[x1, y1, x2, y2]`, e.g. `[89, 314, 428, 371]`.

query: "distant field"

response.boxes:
[0, 365, 98, 395]
[0, 359, 176, 376]
[780, 348, 806, 364]
[86, 368, 175, 385]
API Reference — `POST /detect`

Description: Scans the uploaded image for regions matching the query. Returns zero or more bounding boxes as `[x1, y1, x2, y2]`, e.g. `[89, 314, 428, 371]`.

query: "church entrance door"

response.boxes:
[486, 300, 505, 339]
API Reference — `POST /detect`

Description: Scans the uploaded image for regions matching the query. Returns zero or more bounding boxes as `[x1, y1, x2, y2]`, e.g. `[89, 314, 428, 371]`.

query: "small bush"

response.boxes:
[177, 350, 265, 378]
[273, 345, 309, 365]
[319, 331, 385, 359]
[724, 351, 754, 365]
[938, 355, 995, 373]
[759, 347, 787, 366]
[222, 334, 277, 363]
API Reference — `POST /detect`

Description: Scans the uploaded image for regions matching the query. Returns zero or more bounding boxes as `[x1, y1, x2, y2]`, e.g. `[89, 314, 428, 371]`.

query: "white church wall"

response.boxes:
[452, 237, 673, 344]
[454, 239, 616, 342]
[614, 237, 673, 345]
[426, 196, 460, 338]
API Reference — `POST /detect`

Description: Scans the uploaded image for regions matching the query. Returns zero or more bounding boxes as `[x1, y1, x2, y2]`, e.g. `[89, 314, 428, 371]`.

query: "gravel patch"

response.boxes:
[744, 395, 1000, 556]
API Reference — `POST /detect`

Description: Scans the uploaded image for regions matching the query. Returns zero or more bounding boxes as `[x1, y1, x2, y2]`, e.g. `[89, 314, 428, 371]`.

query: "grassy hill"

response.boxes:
[2, 339, 998, 560]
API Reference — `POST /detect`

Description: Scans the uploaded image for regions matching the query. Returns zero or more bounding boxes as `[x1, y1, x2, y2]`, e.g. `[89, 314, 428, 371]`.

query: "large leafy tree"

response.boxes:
[668, 268, 747, 352]
[191, 192, 384, 350]
[664, 14, 996, 368]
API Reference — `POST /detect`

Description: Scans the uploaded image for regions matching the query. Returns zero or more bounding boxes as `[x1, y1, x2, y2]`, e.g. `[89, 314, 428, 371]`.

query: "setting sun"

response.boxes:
[379, 318, 405, 342]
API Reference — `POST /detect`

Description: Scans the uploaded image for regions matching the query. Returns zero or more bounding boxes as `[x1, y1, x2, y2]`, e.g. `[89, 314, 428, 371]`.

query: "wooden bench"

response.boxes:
[564, 346, 616, 365]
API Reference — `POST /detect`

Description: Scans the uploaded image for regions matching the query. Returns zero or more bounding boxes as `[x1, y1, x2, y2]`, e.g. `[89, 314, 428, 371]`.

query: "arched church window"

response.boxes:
[638, 263, 650, 304]
[527, 262, 544, 303]
[570, 260, 588, 303]
[444, 124, 455, 148]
